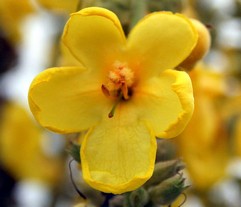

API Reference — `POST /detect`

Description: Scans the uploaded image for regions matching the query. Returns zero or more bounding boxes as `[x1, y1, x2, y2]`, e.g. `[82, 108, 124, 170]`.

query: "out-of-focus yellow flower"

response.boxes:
[36, 0, 79, 13]
[0, 0, 35, 44]
[221, 96, 241, 157]
[28, 7, 197, 193]
[176, 63, 228, 190]
[0, 101, 63, 186]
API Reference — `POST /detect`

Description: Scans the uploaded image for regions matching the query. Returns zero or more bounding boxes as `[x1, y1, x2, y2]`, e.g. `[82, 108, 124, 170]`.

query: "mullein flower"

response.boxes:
[221, 95, 241, 157]
[0, 0, 35, 44]
[0, 101, 63, 185]
[28, 7, 197, 193]
[176, 63, 229, 190]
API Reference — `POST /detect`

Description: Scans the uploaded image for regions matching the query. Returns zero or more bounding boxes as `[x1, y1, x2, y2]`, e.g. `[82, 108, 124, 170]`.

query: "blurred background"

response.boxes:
[0, 0, 241, 206]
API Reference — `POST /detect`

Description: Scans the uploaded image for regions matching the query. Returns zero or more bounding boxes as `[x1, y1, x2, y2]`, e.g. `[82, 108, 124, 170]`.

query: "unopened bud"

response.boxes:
[178, 19, 211, 71]
[144, 159, 185, 188]
[124, 187, 149, 207]
[148, 174, 189, 205]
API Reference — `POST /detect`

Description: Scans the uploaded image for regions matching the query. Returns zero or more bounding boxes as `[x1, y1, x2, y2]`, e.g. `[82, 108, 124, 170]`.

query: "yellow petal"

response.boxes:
[28, 67, 110, 133]
[60, 42, 82, 66]
[81, 115, 157, 194]
[126, 12, 198, 78]
[62, 7, 126, 74]
[132, 69, 194, 138]
[183, 150, 227, 190]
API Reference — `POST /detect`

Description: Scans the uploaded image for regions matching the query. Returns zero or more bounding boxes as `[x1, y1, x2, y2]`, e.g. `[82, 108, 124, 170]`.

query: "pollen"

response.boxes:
[102, 61, 135, 101]
[119, 67, 134, 86]
[108, 71, 120, 83]
[108, 61, 134, 88]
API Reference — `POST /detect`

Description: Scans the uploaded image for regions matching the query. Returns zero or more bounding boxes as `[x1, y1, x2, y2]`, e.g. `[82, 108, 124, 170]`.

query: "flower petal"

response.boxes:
[126, 12, 198, 78]
[62, 7, 126, 72]
[132, 69, 194, 138]
[28, 67, 111, 133]
[81, 114, 157, 194]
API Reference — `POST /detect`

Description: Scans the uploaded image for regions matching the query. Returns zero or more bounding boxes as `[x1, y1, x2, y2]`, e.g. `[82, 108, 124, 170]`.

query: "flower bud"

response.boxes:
[178, 18, 211, 71]
[124, 187, 149, 207]
[148, 174, 189, 205]
[144, 159, 185, 188]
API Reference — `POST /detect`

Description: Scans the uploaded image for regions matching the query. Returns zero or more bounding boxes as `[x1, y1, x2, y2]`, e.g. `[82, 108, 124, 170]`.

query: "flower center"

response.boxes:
[102, 61, 135, 118]
[102, 61, 134, 100]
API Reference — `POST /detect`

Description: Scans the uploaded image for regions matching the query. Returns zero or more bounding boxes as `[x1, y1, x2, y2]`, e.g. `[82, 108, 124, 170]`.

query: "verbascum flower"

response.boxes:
[28, 7, 197, 193]
[0, 0, 35, 44]
[176, 64, 228, 190]
[221, 96, 241, 157]
[0, 102, 63, 185]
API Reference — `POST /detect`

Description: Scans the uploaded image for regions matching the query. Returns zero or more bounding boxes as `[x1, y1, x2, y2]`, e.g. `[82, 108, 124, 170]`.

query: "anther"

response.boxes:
[121, 83, 129, 100]
[101, 84, 110, 97]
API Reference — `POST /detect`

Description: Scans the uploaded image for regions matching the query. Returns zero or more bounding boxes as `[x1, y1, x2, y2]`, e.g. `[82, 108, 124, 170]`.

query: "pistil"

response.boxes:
[108, 93, 122, 118]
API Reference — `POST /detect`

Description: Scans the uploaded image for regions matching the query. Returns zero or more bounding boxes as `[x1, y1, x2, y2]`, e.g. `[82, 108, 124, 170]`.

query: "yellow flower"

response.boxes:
[221, 95, 241, 157]
[176, 63, 228, 190]
[0, 101, 63, 186]
[28, 7, 197, 193]
[0, 0, 35, 44]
